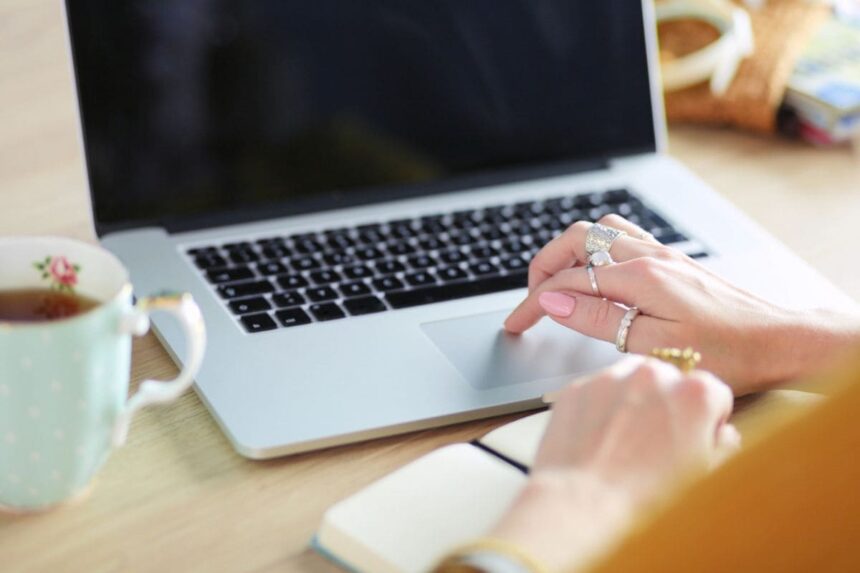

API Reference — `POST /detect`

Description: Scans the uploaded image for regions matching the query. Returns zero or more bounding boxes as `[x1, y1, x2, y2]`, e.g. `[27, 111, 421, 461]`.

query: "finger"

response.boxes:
[674, 371, 735, 438]
[506, 260, 659, 334]
[528, 221, 664, 290]
[529, 290, 672, 355]
[596, 214, 661, 244]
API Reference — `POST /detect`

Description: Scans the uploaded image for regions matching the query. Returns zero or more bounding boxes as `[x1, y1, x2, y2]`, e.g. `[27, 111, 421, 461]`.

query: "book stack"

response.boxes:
[783, 18, 860, 146]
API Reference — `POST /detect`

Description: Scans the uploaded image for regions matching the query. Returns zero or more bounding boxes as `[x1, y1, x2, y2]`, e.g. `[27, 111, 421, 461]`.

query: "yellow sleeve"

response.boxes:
[585, 354, 860, 573]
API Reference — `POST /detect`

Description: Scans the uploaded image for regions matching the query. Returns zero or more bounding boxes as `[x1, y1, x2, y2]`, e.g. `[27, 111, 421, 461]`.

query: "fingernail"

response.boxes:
[538, 292, 576, 317]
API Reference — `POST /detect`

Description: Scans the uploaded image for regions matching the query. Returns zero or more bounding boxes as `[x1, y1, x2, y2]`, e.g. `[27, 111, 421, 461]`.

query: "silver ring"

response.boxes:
[585, 224, 626, 257]
[615, 307, 640, 353]
[586, 263, 601, 297]
[587, 250, 614, 267]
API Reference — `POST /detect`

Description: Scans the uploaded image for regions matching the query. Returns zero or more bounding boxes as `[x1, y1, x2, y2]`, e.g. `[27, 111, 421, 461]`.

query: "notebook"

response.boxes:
[312, 411, 551, 573]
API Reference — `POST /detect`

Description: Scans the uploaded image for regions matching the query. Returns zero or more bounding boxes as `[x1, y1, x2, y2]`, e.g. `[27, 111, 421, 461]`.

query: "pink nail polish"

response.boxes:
[538, 292, 576, 317]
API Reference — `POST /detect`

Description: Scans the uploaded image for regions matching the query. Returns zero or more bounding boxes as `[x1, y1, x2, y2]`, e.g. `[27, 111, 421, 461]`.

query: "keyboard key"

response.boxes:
[343, 264, 373, 279]
[206, 266, 254, 283]
[240, 313, 278, 333]
[439, 249, 467, 264]
[272, 291, 306, 308]
[187, 246, 218, 256]
[322, 252, 356, 267]
[418, 237, 446, 251]
[229, 250, 260, 265]
[343, 296, 387, 316]
[217, 280, 275, 299]
[223, 241, 252, 251]
[688, 251, 710, 259]
[291, 256, 320, 271]
[469, 245, 498, 260]
[309, 302, 346, 321]
[605, 188, 631, 203]
[254, 236, 284, 246]
[275, 307, 312, 327]
[438, 266, 469, 282]
[372, 276, 405, 292]
[448, 231, 478, 246]
[355, 247, 386, 260]
[375, 260, 406, 275]
[293, 237, 322, 254]
[306, 286, 339, 302]
[658, 232, 688, 245]
[229, 296, 271, 315]
[310, 269, 342, 285]
[277, 274, 309, 290]
[386, 241, 416, 256]
[386, 272, 527, 308]
[194, 254, 227, 269]
[388, 223, 417, 239]
[407, 254, 436, 269]
[326, 234, 354, 251]
[479, 226, 506, 241]
[261, 244, 291, 260]
[405, 271, 436, 287]
[339, 281, 372, 298]
[470, 261, 500, 276]
[256, 261, 289, 276]
[500, 256, 528, 271]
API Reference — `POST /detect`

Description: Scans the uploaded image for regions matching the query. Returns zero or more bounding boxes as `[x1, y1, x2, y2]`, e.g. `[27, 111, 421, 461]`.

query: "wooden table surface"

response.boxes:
[2, 2, 859, 572]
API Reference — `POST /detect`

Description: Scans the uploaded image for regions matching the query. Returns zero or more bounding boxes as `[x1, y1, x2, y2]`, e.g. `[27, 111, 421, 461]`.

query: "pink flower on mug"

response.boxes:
[34, 255, 82, 292]
[50, 256, 78, 287]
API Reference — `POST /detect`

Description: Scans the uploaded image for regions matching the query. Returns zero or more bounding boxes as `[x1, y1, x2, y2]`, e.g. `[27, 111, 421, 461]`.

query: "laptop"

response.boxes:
[63, 1, 851, 458]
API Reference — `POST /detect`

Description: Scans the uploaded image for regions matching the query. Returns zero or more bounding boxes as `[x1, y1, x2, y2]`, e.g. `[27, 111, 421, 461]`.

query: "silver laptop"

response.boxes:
[63, 0, 850, 458]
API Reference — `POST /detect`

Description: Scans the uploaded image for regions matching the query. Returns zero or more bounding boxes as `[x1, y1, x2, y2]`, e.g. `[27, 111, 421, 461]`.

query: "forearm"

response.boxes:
[488, 471, 634, 572]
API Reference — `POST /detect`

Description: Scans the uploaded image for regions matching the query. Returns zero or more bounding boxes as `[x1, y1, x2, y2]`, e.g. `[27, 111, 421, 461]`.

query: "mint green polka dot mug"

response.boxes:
[0, 237, 206, 513]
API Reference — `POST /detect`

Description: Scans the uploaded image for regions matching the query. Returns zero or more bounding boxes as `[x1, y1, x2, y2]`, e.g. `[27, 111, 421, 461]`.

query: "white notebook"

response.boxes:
[313, 411, 551, 573]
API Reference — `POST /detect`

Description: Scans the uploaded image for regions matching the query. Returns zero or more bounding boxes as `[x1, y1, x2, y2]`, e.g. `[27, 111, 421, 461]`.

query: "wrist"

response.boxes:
[489, 470, 633, 572]
[753, 307, 860, 388]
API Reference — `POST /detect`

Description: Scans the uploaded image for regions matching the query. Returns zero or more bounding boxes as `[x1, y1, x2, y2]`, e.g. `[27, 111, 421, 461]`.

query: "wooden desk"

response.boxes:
[1, 2, 859, 572]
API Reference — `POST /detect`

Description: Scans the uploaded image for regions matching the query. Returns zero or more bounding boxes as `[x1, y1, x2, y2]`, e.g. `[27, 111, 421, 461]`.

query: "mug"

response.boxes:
[0, 237, 206, 512]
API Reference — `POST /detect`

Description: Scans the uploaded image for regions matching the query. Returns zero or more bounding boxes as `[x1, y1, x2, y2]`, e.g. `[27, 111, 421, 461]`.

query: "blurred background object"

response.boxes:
[656, 0, 853, 143]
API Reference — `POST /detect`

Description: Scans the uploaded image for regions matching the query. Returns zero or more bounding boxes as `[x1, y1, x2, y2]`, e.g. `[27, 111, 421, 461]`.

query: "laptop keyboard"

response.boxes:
[186, 188, 707, 333]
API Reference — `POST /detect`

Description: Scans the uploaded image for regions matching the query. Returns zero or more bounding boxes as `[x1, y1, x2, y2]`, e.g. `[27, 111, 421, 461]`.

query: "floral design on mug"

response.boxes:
[34, 256, 81, 292]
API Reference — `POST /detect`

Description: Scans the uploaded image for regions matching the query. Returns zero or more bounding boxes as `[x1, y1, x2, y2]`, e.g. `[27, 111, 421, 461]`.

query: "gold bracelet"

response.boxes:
[433, 537, 552, 573]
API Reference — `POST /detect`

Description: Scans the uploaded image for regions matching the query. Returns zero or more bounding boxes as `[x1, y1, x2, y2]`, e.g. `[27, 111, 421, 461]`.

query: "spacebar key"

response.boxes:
[386, 272, 527, 309]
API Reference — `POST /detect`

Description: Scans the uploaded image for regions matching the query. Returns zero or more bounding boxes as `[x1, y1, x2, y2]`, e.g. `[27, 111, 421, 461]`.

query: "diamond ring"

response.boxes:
[585, 224, 626, 258]
[615, 307, 640, 353]
[588, 250, 614, 267]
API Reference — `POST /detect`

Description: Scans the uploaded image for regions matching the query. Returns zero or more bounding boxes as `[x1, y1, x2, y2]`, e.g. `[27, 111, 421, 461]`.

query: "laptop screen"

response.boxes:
[66, 1, 656, 233]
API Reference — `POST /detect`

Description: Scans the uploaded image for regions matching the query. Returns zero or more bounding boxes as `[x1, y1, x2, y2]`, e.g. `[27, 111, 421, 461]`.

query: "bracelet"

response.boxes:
[433, 537, 552, 573]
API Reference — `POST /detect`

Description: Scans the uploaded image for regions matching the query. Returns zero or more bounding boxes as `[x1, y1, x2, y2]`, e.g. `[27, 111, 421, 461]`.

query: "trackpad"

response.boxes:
[421, 309, 619, 390]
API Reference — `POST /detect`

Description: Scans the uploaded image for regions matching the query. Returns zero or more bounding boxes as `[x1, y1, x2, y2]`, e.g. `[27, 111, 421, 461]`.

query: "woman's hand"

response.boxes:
[504, 214, 858, 395]
[489, 357, 738, 572]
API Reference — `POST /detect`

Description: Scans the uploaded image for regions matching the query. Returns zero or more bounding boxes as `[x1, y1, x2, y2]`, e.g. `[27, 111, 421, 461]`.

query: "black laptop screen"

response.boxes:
[66, 0, 656, 233]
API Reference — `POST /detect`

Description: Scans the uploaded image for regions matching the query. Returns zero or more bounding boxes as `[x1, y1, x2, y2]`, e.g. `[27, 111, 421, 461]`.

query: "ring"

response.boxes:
[586, 263, 602, 297]
[588, 250, 614, 267]
[651, 347, 702, 372]
[615, 307, 640, 353]
[585, 224, 626, 257]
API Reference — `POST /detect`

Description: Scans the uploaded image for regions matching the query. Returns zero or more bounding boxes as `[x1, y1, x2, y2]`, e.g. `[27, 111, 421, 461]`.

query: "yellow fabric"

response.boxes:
[586, 353, 860, 573]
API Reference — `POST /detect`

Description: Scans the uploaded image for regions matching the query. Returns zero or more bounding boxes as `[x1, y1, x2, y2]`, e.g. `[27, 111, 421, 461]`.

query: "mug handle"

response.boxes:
[111, 293, 207, 447]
